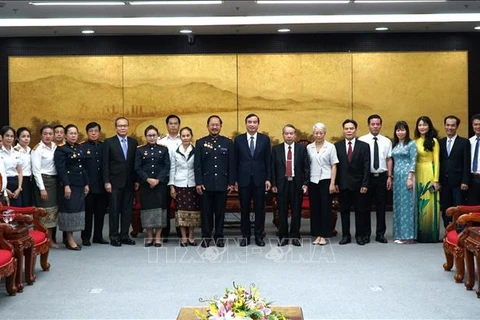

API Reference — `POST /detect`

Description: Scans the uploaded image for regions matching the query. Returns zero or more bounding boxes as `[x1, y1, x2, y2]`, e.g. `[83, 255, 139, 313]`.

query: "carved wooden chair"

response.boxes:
[0, 223, 17, 297]
[0, 205, 50, 273]
[443, 205, 480, 282]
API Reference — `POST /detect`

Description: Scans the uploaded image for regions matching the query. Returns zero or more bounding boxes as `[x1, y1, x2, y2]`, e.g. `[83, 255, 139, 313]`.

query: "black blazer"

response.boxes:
[334, 139, 370, 191]
[271, 142, 309, 194]
[54, 143, 89, 187]
[102, 135, 138, 189]
[439, 136, 471, 187]
[234, 133, 271, 187]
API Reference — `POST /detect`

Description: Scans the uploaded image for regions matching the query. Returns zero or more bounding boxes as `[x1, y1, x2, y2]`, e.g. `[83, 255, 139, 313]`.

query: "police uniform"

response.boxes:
[14, 144, 33, 207]
[80, 140, 108, 243]
[194, 134, 235, 242]
[134, 143, 170, 229]
[54, 142, 89, 232]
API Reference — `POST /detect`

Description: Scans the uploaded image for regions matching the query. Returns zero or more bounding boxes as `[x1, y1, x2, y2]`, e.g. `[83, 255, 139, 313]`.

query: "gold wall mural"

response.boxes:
[9, 51, 467, 145]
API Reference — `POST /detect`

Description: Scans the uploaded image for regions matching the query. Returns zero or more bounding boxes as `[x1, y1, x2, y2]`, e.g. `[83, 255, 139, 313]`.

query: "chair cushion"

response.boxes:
[445, 229, 458, 246]
[302, 197, 309, 210]
[0, 249, 13, 266]
[29, 230, 47, 245]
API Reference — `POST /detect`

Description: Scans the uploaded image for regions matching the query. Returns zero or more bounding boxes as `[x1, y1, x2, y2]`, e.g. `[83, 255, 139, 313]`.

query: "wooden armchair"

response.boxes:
[443, 205, 480, 282]
[0, 206, 50, 273]
[0, 223, 17, 297]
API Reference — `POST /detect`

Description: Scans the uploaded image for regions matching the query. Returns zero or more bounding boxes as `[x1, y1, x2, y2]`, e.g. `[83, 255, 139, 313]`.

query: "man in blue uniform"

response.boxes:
[81, 122, 109, 246]
[194, 115, 235, 248]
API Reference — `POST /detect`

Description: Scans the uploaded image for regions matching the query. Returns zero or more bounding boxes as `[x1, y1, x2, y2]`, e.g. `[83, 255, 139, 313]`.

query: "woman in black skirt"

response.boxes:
[54, 124, 89, 251]
[0, 126, 23, 207]
[135, 125, 170, 247]
[15, 127, 33, 207]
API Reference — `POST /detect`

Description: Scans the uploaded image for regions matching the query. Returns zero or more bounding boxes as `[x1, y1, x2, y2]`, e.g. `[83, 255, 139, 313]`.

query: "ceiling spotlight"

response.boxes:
[180, 29, 192, 33]
[278, 28, 291, 32]
[375, 27, 389, 31]
[82, 30, 95, 34]
[130, 1, 222, 5]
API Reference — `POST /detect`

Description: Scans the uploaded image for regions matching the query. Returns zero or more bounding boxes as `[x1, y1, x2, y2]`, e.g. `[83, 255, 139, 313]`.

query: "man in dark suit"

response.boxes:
[81, 122, 109, 246]
[271, 124, 309, 247]
[334, 119, 370, 246]
[234, 113, 271, 247]
[439, 115, 470, 227]
[194, 115, 235, 248]
[102, 117, 138, 247]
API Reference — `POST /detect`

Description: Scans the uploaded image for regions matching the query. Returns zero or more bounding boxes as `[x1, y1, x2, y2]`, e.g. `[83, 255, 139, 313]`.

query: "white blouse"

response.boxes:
[31, 141, 57, 191]
[307, 141, 339, 183]
[15, 144, 32, 176]
[168, 144, 196, 188]
[0, 146, 21, 177]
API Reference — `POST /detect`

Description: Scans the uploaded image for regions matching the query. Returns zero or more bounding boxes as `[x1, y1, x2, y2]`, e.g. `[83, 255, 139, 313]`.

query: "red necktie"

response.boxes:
[347, 141, 352, 163]
[286, 146, 293, 177]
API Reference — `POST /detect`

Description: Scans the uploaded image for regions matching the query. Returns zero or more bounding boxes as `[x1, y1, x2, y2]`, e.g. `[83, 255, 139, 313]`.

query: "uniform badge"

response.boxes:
[86, 149, 91, 155]
[144, 150, 149, 156]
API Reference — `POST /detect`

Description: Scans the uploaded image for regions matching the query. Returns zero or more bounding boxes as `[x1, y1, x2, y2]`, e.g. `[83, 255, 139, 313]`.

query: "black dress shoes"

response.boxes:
[239, 238, 251, 247]
[356, 237, 365, 246]
[339, 236, 351, 245]
[362, 236, 370, 244]
[121, 238, 136, 245]
[255, 238, 265, 247]
[82, 239, 91, 247]
[216, 239, 225, 248]
[145, 241, 153, 247]
[278, 239, 289, 247]
[375, 235, 388, 243]
[200, 239, 211, 248]
[291, 239, 301, 247]
[93, 238, 109, 244]
[110, 239, 122, 247]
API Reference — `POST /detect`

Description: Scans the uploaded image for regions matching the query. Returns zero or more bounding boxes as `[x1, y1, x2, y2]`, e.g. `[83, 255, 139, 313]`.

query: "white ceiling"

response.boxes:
[1, 0, 480, 37]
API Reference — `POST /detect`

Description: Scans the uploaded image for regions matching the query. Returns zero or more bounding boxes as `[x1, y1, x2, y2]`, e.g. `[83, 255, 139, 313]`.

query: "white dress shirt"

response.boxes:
[0, 146, 21, 177]
[15, 144, 32, 176]
[31, 141, 57, 191]
[359, 133, 392, 173]
[158, 134, 182, 154]
[284, 142, 295, 177]
[307, 141, 339, 183]
[168, 144, 196, 187]
[247, 132, 257, 150]
[0, 158, 7, 197]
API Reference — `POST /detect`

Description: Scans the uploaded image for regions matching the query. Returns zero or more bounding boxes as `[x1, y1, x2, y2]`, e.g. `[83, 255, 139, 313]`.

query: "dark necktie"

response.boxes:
[347, 141, 352, 163]
[121, 138, 128, 160]
[373, 137, 379, 170]
[286, 146, 293, 177]
[249, 136, 255, 157]
[473, 137, 480, 173]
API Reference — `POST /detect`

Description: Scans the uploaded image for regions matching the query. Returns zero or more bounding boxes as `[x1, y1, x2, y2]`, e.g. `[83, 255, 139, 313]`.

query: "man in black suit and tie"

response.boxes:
[194, 115, 235, 248]
[334, 119, 370, 246]
[271, 124, 309, 247]
[439, 115, 470, 227]
[234, 114, 271, 247]
[103, 117, 138, 247]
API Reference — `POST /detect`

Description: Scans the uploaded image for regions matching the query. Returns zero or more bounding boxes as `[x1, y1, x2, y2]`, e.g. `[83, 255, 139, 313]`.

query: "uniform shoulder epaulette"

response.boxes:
[32, 143, 41, 151]
[57, 142, 66, 147]
[13, 145, 21, 152]
[137, 143, 147, 148]
[97, 139, 104, 143]
[80, 140, 88, 145]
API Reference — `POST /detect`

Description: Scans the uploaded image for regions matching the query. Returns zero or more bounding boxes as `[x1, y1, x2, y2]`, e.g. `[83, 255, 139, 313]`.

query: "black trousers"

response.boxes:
[239, 177, 266, 239]
[108, 187, 134, 240]
[467, 175, 480, 205]
[201, 191, 226, 240]
[6, 177, 22, 207]
[21, 176, 34, 207]
[339, 189, 368, 238]
[440, 181, 467, 228]
[82, 192, 108, 241]
[277, 179, 302, 239]
[366, 173, 388, 237]
[308, 180, 332, 238]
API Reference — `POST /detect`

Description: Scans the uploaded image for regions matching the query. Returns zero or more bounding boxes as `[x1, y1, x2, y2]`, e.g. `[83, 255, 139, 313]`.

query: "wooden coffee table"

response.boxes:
[463, 227, 480, 297]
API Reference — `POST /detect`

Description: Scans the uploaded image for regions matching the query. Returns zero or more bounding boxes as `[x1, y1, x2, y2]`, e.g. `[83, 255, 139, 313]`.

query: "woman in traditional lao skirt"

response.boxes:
[414, 116, 441, 243]
[54, 124, 89, 251]
[135, 125, 170, 247]
[168, 127, 201, 247]
[15, 127, 34, 207]
[32, 125, 59, 247]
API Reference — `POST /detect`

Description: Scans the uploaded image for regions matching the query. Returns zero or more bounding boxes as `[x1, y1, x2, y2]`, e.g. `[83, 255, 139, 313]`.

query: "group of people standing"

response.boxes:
[1, 112, 479, 250]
